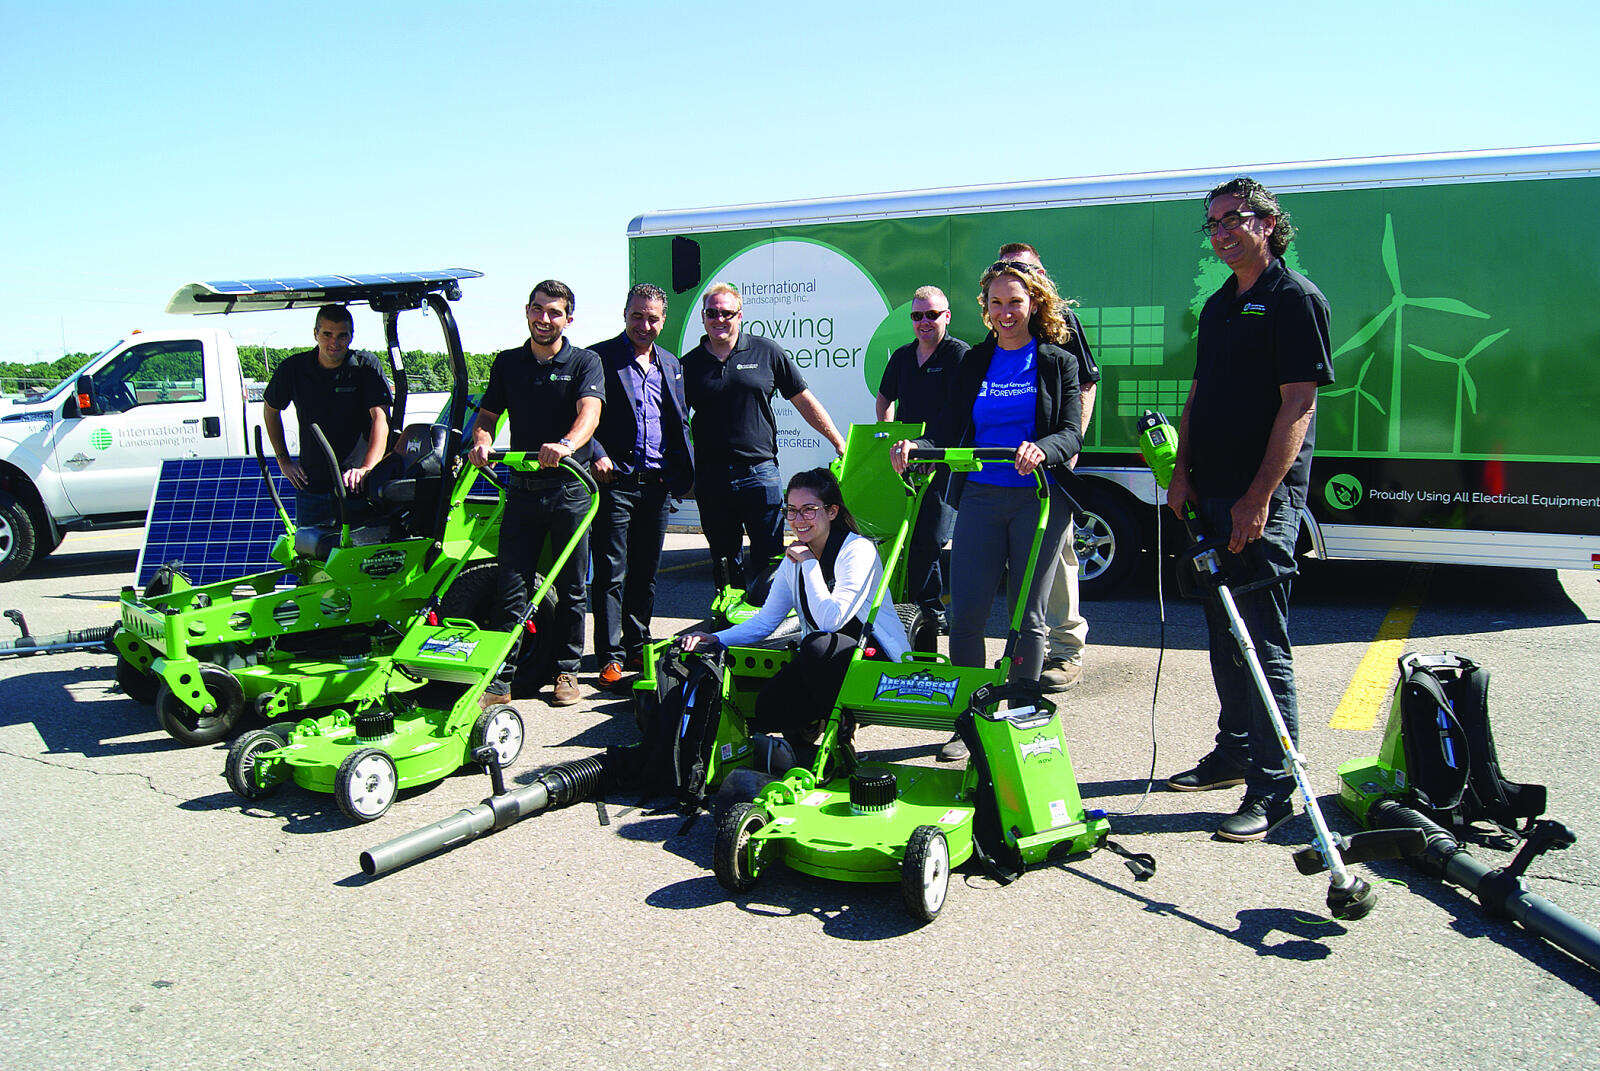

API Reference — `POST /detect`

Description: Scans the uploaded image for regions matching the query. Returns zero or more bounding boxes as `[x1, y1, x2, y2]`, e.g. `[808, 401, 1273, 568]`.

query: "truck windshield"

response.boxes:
[26, 341, 123, 404]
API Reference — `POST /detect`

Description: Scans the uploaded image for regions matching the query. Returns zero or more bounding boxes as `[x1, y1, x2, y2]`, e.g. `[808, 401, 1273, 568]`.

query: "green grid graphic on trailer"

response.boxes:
[1077, 306, 1165, 366]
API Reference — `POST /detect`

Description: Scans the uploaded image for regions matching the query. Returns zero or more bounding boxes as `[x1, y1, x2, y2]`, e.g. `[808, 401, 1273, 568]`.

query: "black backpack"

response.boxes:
[1395, 652, 1546, 836]
[605, 644, 728, 813]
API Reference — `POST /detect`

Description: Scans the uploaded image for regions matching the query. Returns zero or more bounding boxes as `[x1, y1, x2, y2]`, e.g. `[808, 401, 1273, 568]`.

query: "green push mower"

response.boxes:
[223, 453, 598, 822]
[708, 444, 1124, 922]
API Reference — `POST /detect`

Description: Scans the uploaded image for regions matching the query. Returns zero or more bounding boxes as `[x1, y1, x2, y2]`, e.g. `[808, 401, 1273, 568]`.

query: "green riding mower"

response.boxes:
[112, 271, 506, 747]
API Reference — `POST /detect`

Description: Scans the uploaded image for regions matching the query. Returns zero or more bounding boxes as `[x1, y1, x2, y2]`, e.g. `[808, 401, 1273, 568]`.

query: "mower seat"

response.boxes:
[365, 423, 450, 536]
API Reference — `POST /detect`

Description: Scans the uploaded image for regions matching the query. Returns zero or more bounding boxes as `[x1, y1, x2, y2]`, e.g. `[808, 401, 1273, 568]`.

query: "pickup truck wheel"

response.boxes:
[0, 491, 39, 582]
[1074, 488, 1142, 600]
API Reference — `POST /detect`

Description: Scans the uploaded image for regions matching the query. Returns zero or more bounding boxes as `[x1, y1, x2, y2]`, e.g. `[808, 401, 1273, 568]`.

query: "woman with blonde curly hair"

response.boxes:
[892, 260, 1083, 757]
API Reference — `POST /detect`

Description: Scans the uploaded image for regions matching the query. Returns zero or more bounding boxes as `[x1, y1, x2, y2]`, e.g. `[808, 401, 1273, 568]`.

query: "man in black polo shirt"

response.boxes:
[588, 283, 694, 688]
[875, 284, 968, 630]
[1164, 177, 1333, 841]
[469, 280, 605, 708]
[263, 303, 392, 528]
[681, 282, 846, 588]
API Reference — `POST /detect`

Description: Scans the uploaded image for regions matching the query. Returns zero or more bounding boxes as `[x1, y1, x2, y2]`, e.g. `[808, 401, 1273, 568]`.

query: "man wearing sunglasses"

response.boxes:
[681, 282, 847, 589]
[875, 285, 969, 635]
[1164, 177, 1333, 841]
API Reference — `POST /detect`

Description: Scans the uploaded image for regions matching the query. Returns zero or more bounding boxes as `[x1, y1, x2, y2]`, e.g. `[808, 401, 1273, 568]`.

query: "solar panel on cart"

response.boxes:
[137, 456, 297, 587]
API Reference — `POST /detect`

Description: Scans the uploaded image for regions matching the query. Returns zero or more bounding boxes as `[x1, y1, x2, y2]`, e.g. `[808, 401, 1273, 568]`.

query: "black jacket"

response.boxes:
[588, 334, 695, 498]
[915, 337, 1082, 505]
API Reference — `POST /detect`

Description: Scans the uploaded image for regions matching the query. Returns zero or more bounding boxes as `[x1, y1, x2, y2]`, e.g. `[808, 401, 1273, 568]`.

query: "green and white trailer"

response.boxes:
[627, 143, 1600, 594]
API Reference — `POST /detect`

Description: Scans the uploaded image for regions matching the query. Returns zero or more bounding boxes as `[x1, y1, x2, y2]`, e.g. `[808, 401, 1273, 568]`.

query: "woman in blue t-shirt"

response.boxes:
[892, 260, 1083, 708]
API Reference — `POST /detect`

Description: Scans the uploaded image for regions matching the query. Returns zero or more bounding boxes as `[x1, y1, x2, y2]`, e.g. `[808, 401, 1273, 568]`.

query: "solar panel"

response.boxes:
[166, 269, 484, 315]
[137, 456, 297, 588]
[138, 454, 508, 589]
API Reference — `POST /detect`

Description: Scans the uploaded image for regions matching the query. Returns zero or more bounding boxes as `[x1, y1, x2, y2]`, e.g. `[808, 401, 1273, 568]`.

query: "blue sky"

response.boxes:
[2, 0, 1594, 364]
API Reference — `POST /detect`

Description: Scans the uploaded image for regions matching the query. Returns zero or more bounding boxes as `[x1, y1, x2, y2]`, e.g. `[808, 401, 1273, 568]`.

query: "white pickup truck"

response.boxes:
[0, 325, 449, 581]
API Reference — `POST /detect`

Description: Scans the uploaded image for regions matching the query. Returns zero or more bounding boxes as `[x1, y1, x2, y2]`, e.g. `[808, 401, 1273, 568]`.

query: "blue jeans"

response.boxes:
[697, 459, 783, 588]
[294, 491, 338, 530]
[1199, 493, 1301, 801]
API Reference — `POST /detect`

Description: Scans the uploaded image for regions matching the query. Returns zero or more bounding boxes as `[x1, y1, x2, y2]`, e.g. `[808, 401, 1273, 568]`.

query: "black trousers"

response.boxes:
[591, 471, 671, 665]
[754, 630, 863, 746]
[491, 477, 589, 690]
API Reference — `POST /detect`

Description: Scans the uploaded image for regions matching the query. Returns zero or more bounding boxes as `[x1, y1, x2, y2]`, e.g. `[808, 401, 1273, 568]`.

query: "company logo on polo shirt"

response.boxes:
[1242, 302, 1267, 315]
[735, 363, 758, 370]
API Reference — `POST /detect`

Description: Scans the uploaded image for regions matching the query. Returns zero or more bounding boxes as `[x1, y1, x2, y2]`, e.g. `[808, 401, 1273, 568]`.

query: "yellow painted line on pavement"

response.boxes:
[1329, 563, 1431, 731]
[659, 556, 710, 575]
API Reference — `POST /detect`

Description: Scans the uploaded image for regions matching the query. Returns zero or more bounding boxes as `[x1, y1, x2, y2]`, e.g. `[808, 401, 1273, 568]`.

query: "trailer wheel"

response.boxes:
[895, 603, 939, 654]
[335, 747, 398, 823]
[225, 729, 286, 800]
[901, 824, 950, 923]
[0, 490, 38, 583]
[471, 706, 525, 768]
[1074, 488, 1142, 600]
[713, 802, 768, 893]
[156, 663, 246, 746]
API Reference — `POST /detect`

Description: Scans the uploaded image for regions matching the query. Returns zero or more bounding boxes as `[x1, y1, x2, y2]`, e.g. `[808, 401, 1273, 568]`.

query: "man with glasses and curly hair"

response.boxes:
[1164, 177, 1334, 841]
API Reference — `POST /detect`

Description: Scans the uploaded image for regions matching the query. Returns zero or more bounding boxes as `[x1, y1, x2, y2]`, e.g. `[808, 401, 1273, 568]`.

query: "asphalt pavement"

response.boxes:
[2, 527, 1597, 1070]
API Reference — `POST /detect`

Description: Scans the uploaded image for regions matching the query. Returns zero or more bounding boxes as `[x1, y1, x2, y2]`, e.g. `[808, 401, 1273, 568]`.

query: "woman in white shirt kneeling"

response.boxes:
[683, 467, 909, 755]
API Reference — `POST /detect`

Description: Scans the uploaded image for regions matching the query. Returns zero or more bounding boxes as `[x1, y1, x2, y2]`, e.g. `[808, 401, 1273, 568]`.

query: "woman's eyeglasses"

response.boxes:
[782, 504, 823, 520]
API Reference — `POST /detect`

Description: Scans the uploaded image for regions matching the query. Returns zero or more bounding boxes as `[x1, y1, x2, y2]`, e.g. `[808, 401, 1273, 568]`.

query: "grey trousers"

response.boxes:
[948, 480, 1075, 682]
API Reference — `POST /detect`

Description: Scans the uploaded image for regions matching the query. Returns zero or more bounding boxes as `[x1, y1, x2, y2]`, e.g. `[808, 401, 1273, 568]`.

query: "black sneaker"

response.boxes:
[1166, 750, 1248, 792]
[1216, 795, 1293, 842]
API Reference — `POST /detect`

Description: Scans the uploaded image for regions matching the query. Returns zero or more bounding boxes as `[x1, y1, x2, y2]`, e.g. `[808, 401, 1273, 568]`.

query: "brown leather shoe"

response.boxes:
[551, 673, 582, 707]
[479, 690, 511, 711]
[598, 660, 624, 685]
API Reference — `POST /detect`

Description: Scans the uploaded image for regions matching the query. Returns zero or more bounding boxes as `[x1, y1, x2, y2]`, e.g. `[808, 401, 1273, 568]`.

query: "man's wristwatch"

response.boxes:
[557, 437, 573, 448]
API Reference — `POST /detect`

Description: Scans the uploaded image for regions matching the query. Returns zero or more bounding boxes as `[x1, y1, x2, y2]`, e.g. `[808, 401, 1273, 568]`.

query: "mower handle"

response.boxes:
[906, 446, 1017, 464]
[485, 452, 600, 496]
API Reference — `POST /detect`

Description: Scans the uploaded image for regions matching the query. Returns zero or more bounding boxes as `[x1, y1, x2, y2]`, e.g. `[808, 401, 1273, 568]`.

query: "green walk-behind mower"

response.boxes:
[707, 443, 1136, 923]
[223, 452, 598, 822]
[113, 271, 506, 747]
[706, 421, 941, 655]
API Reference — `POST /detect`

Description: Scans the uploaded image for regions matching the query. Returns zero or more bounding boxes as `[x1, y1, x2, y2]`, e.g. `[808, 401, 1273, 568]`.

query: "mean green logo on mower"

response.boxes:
[1325, 473, 1364, 511]
[360, 549, 406, 579]
[1019, 734, 1064, 761]
[874, 671, 959, 705]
